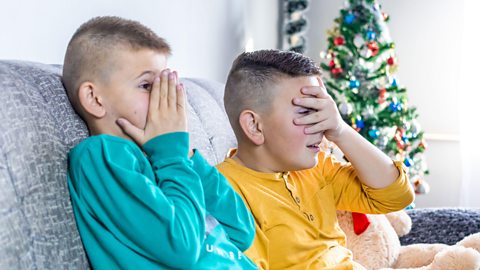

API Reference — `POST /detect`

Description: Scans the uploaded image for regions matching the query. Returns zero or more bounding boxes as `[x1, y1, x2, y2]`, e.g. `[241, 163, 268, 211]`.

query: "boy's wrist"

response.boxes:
[327, 122, 351, 144]
[190, 149, 212, 179]
[143, 132, 190, 160]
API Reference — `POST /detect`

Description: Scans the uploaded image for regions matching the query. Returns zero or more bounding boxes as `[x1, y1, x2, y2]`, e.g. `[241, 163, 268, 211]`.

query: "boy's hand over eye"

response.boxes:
[292, 78, 348, 142]
[117, 69, 187, 146]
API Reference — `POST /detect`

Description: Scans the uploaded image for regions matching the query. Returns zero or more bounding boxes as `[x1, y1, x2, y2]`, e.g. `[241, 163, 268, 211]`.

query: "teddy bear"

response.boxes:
[336, 210, 480, 270]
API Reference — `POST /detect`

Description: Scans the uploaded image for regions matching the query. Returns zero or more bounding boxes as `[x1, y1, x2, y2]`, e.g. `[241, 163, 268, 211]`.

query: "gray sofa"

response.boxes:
[0, 60, 479, 269]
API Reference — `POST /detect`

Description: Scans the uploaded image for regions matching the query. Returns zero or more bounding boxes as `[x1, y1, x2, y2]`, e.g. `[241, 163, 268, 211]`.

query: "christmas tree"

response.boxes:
[320, 0, 429, 196]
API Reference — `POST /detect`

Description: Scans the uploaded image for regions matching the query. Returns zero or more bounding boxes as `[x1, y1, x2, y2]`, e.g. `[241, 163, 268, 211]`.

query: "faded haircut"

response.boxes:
[224, 49, 321, 134]
[62, 16, 171, 117]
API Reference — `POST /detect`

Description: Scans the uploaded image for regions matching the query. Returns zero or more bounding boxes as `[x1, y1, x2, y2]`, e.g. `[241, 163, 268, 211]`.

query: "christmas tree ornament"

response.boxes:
[367, 41, 379, 56]
[320, 0, 429, 196]
[349, 79, 360, 89]
[389, 100, 402, 112]
[405, 202, 415, 210]
[366, 29, 376, 41]
[353, 34, 365, 48]
[329, 59, 336, 68]
[387, 56, 396, 66]
[360, 47, 373, 58]
[413, 178, 430, 194]
[344, 13, 355, 24]
[339, 102, 353, 115]
[391, 77, 398, 87]
[331, 67, 343, 77]
[404, 157, 414, 167]
[368, 128, 380, 139]
[355, 116, 365, 129]
[334, 36, 345, 46]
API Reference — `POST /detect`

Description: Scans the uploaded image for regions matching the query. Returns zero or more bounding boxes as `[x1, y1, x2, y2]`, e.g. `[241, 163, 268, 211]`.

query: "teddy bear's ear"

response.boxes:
[385, 210, 412, 237]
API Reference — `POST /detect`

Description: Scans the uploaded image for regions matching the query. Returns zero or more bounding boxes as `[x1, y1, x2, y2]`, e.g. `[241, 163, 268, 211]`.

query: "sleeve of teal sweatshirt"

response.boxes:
[77, 132, 206, 268]
[190, 150, 255, 251]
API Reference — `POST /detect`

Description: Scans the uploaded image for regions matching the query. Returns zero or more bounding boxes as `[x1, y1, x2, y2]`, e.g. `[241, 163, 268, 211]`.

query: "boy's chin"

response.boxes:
[291, 157, 319, 171]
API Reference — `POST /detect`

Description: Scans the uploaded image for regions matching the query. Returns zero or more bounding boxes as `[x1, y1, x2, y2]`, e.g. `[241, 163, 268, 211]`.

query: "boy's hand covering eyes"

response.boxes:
[292, 78, 347, 142]
[117, 69, 187, 146]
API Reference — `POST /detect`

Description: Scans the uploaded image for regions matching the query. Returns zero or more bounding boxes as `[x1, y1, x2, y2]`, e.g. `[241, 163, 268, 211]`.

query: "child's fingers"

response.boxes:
[301, 85, 329, 99]
[159, 69, 170, 109]
[317, 76, 326, 88]
[294, 111, 329, 126]
[116, 118, 144, 145]
[167, 71, 177, 108]
[176, 83, 186, 112]
[148, 76, 161, 112]
[293, 97, 330, 110]
[304, 121, 330, 134]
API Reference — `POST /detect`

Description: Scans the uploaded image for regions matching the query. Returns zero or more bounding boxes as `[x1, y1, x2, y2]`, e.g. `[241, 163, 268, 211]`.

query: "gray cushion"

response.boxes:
[0, 60, 236, 269]
[400, 208, 480, 245]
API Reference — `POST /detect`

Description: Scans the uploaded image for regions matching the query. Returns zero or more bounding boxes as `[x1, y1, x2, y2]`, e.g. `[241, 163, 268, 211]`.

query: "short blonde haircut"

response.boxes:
[62, 16, 171, 116]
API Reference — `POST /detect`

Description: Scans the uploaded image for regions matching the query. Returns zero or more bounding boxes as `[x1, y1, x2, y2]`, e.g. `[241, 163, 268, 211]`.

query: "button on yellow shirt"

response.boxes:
[217, 150, 414, 270]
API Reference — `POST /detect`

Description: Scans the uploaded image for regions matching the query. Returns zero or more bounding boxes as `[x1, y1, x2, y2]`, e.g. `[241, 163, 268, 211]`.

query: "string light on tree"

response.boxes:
[320, 0, 429, 197]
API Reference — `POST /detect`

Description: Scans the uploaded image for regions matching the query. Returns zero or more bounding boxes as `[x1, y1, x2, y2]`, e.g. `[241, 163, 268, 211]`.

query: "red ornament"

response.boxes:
[378, 88, 387, 104]
[379, 88, 387, 97]
[387, 56, 396, 66]
[367, 41, 379, 56]
[394, 128, 406, 150]
[331, 67, 343, 77]
[413, 178, 430, 194]
[334, 36, 345, 46]
[329, 60, 336, 68]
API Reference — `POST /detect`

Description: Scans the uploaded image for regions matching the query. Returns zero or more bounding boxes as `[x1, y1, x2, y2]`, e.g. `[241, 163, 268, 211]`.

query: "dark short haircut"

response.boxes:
[62, 16, 171, 116]
[224, 49, 320, 133]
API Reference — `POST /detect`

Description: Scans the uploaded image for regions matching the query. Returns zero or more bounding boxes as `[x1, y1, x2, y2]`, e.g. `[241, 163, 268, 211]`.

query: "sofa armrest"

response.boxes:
[400, 208, 480, 245]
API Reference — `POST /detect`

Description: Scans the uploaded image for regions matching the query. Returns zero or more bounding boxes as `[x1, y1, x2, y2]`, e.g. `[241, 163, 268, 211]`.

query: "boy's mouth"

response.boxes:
[307, 143, 321, 152]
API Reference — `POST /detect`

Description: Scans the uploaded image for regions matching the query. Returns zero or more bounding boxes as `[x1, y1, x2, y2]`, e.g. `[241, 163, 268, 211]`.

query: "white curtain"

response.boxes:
[459, 0, 480, 207]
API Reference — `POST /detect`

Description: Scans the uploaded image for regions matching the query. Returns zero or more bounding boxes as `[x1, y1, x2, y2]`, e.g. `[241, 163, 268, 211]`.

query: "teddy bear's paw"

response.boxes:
[430, 246, 480, 270]
[457, 233, 480, 253]
[394, 244, 447, 268]
[385, 211, 412, 237]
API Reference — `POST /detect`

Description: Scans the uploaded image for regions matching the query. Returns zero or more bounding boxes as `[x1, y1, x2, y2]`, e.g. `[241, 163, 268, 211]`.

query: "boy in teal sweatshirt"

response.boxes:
[63, 16, 256, 269]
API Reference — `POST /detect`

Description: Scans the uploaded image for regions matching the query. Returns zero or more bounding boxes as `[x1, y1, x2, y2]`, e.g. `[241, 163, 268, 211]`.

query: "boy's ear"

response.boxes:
[239, 110, 264, 145]
[78, 81, 106, 118]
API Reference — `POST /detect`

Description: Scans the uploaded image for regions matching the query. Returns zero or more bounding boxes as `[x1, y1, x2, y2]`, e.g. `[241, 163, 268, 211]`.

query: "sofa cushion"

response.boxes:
[0, 60, 90, 269]
[0, 60, 236, 269]
[401, 208, 480, 245]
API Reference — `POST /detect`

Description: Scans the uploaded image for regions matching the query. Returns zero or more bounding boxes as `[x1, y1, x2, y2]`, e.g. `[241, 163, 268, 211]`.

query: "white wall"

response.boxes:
[305, 0, 467, 207]
[0, 0, 246, 83]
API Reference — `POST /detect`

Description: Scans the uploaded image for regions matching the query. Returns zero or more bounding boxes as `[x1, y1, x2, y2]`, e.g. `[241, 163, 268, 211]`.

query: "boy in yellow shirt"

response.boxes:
[216, 50, 415, 270]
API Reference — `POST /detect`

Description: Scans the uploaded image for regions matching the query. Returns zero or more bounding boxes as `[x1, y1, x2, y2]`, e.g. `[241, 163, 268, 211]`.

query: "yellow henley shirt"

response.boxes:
[216, 150, 414, 270]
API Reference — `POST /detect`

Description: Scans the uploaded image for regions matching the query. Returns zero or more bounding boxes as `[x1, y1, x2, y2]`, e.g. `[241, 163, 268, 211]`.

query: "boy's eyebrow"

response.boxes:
[135, 71, 154, 79]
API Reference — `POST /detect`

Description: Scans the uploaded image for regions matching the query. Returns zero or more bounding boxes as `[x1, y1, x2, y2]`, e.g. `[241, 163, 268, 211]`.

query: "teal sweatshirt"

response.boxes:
[67, 132, 257, 269]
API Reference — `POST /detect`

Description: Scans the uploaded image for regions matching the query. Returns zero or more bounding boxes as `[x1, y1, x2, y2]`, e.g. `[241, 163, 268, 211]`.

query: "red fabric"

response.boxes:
[352, 212, 371, 235]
